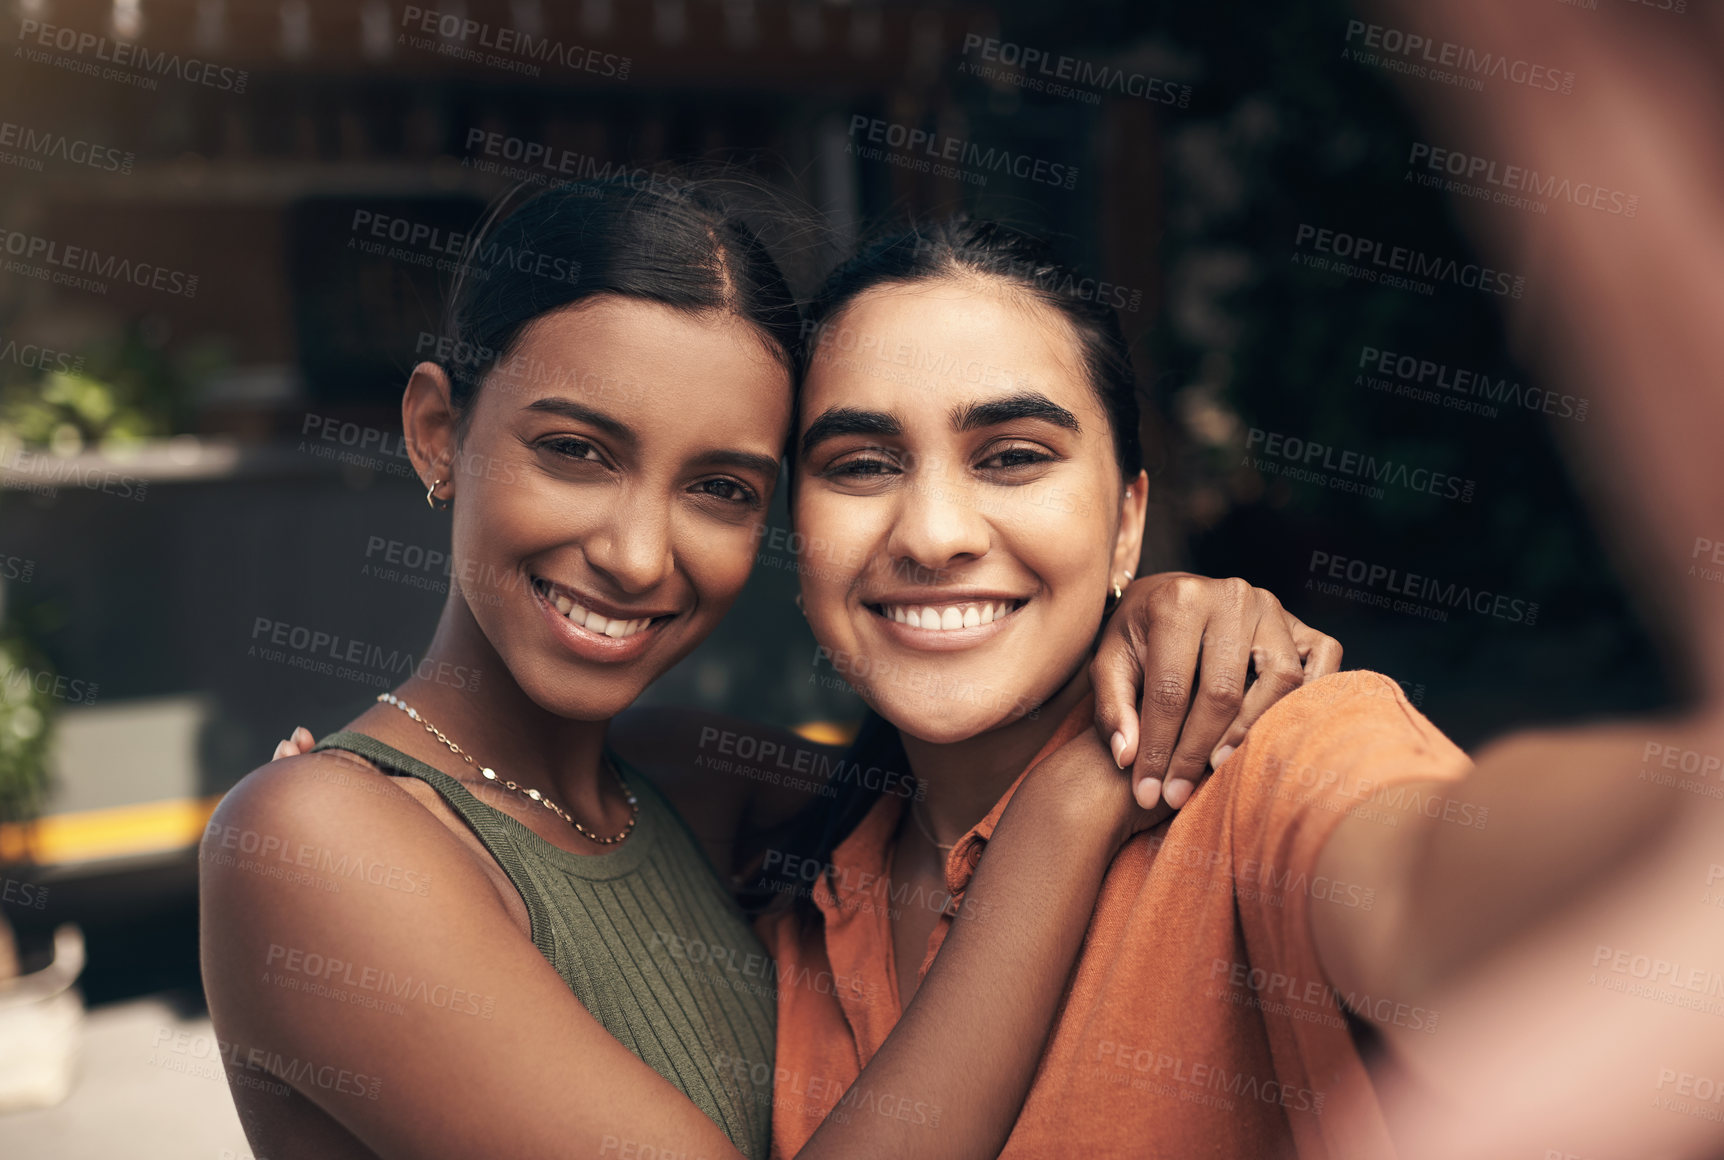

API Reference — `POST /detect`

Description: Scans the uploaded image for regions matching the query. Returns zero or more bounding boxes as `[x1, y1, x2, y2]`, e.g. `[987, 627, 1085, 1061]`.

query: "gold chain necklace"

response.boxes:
[376, 692, 639, 846]
[909, 797, 955, 852]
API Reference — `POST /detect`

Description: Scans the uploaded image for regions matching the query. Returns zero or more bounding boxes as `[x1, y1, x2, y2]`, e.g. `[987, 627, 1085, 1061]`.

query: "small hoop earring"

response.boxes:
[426, 479, 450, 510]
[794, 592, 806, 617]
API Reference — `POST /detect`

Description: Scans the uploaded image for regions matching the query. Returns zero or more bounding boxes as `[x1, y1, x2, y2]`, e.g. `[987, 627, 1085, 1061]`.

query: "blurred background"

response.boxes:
[0, 0, 1669, 1154]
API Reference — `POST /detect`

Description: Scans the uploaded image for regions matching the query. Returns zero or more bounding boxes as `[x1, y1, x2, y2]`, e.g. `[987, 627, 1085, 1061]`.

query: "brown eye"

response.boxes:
[692, 477, 759, 506]
[978, 446, 1054, 471]
[542, 437, 604, 463]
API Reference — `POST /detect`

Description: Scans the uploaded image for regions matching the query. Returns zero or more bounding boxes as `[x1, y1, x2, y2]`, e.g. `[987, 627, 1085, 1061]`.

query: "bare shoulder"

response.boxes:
[199, 750, 512, 960]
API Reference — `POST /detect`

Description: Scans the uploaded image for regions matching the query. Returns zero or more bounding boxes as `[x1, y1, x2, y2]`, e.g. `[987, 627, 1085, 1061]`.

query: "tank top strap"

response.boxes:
[310, 729, 559, 964]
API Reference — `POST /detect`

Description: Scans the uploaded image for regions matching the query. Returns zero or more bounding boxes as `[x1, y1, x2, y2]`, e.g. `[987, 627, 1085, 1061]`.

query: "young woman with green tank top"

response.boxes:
[203, 174, 1337, 1159]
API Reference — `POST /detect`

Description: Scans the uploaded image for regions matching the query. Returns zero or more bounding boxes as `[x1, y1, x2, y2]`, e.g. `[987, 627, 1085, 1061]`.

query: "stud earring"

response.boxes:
[426, 479, 450, 510]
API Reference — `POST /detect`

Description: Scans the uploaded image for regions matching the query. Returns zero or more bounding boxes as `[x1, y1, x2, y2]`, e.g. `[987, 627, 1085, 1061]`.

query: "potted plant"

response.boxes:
[0, 597, 86, 1112]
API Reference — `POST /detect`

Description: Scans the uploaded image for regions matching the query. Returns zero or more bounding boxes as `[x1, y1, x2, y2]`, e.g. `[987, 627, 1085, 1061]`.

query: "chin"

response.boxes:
[865, 691, 1023, 747]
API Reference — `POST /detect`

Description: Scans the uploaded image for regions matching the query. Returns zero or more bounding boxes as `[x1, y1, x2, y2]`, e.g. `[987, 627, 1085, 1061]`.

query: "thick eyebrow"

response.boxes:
[695, 449, 784, 480]
[949, 391, 1082, 434]
[798, 407, 903, 462]
[523, 397, 634, 444]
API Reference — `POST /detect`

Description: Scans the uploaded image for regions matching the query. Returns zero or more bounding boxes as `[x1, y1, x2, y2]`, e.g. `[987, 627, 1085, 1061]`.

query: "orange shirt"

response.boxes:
[757, 671, 1472, 1159]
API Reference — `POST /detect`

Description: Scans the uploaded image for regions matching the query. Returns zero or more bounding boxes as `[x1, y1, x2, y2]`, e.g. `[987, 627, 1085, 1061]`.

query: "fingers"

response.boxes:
[1128, 595, 1211, 810]
[1090, 630, 1146, 772]
[271, 727, 316, 762]
[1286, 613, 1344, 680]
[1159, 625, 1257, 809]
[1206, 613, 1306, 772]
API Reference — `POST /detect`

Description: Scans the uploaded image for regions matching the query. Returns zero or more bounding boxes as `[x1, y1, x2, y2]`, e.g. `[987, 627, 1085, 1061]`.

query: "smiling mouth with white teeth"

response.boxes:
[532, 578, 666, 640]
[869, 599, 1026, 631]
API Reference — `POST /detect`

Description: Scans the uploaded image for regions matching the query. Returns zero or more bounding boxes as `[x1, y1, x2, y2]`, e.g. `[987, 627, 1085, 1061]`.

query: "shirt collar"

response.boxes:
[942, 692, 1098, 900]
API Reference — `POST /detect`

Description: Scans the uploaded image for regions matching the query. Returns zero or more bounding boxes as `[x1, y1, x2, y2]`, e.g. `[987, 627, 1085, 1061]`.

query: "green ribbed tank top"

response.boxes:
[312, 731, 774, 1160]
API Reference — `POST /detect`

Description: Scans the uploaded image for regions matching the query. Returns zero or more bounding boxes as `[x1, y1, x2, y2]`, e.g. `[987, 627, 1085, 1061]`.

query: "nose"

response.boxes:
[885, 463, 991, 579]
[581, 482, 676, 596]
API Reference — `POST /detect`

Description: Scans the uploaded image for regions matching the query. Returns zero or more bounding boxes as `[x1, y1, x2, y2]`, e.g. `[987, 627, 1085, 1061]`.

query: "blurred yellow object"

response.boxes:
[790, 720, 859, 748]
[0, 796, 221, 866]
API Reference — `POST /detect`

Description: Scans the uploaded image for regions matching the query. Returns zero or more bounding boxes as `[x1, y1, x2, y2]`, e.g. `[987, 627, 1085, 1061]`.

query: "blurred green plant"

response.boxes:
[0, 626, 55, 827]
[0, 320, 220, 453]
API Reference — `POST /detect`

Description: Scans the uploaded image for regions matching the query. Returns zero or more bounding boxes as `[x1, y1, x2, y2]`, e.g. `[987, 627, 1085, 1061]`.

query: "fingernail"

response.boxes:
[272, 741, 290, 761]
[1212, 745, 1235, 769]
[1164, 780, 1193, 809]
[1134, 778, 1163, 810]
[294, 726, 313, 746]
[1110, 731, 1130, 770]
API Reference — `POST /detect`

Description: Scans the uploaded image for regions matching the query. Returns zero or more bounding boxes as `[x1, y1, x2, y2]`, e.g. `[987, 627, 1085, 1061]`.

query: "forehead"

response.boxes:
[480, 295, 793, 440]
[802, 280, 1101, 429]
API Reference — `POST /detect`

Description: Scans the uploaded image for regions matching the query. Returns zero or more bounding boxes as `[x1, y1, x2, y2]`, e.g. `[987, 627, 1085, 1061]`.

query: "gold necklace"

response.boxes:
[376, 692, 639, 846]
[909, 797, 956, 852]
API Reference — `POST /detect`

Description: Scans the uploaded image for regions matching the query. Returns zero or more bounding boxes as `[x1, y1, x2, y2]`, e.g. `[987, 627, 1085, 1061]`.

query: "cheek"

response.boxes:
[791, 491, 865, 593]
[677, 522, 759, 611]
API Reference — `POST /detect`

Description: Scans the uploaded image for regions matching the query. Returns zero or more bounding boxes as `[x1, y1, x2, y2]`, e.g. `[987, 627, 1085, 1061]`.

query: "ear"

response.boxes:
[1110, 470, 1149, 585]
[402, 362, 460, 500]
